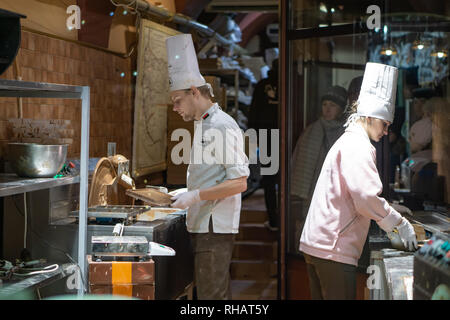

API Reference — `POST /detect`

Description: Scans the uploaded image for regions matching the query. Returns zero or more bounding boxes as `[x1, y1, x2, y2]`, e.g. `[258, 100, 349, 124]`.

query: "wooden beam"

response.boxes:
[77, 0, 117, 48]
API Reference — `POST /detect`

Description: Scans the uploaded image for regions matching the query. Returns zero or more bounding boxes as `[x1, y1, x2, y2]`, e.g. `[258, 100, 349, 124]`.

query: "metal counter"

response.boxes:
[370, 249, 415, 300]
[3, 185, 193, 300]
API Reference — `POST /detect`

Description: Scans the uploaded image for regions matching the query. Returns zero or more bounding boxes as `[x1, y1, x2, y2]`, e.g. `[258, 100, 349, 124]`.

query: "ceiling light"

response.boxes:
[380, 46, 397, 56]
[412, 38, 429, 51]
[431, 50, 448, 58]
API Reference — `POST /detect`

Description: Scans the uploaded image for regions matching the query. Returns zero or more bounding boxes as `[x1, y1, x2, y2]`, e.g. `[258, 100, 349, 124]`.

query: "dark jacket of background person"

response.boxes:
[247, 59, 279, 229]
[248, 59, 279, 132]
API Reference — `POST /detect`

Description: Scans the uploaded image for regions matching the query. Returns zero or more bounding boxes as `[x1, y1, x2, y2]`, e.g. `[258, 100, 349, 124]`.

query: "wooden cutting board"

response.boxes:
[126, 188, 173, 207]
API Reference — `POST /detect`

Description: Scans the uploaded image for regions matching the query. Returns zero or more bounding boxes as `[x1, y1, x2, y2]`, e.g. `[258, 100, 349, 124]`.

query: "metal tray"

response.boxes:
[410, 211, 450, 238]
[126, 188, 173, 206]
[69, 205, 151, 220]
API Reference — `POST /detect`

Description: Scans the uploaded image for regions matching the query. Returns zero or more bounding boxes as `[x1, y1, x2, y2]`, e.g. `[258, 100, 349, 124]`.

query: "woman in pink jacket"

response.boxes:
[299, 63, 418, 300]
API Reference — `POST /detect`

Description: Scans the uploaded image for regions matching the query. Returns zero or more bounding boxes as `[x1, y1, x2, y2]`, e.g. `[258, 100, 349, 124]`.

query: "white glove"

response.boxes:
[170, 190, 201, 209]
[390, 203, 413, 216]
[395, 217, 418, 251]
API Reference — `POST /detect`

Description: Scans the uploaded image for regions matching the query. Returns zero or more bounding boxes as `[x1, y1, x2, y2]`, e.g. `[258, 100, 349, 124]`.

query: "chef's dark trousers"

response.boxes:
[190, 222, 235, 300]
[303, 253, 356, 300]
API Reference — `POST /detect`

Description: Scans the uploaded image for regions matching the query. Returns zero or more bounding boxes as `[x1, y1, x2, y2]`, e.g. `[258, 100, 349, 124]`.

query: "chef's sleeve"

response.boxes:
[222, 127, 250, 180]
[341, 146, 403, 232]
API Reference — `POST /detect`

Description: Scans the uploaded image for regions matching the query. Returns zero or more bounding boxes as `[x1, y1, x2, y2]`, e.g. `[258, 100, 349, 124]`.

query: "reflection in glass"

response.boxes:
[287, 3, 450, 255]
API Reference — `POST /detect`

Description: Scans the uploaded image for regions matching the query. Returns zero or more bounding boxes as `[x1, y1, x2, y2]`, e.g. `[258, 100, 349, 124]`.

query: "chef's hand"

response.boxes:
[170, 190, 201, 209]
[390, 203, 413, 216]
[395, 217, 418, 251]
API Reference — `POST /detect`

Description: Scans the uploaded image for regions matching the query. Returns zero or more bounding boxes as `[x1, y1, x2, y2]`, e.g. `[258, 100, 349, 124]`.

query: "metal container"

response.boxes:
[7, 143, 68, 178]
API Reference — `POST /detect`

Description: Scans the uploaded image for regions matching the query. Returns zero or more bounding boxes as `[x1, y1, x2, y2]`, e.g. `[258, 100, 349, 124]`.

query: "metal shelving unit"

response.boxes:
[0, 174, 80, 198]
[200, 68, 254, 115]
[0, 79, 90, 296]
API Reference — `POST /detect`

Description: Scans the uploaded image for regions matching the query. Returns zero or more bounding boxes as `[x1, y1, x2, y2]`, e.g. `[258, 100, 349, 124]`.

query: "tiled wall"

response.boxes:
[0, 30, 134, 160]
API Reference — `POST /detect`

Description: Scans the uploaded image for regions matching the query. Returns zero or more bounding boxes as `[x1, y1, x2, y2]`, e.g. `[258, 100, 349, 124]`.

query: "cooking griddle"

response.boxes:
[136, 207, 184, 222]
[70, 205, 151, 220]
[126, 188, 173, 207]
[410, 211, 450, 236]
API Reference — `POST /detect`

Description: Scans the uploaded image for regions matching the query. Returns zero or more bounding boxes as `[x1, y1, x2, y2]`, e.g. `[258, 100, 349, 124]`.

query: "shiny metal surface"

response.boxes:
[9, 186, 193, 299]
[0, 173, 79, 197]
[8, 143, 68, 178]
[0, 79, 90, 296]
[69, 205, 151, 220]
[410, 211, 450, 238]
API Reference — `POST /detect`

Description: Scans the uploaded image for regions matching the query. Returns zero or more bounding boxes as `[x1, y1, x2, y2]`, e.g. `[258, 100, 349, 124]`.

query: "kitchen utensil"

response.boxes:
[126, 188, 173, 207]
[7, 143, 68, 178]
[146, 185, 168, 194]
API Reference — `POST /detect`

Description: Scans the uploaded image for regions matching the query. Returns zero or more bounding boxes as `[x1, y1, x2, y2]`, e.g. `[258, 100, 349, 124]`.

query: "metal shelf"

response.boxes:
[0, 263, 77, 299]
[0, 79, 84, 98]
[200, 68, 255, 115]
[0, 79, 90, 296]
[0, 174, 80, 198]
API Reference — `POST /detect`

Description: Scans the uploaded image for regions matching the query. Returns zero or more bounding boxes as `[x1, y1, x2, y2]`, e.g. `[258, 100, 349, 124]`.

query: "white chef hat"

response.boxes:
[166, 34, 214, 97]
[357, 62, 398, 123]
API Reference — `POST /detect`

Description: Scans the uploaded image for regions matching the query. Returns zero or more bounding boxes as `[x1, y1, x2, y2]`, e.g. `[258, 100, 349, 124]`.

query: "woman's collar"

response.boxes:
[345, 121, 370, 142]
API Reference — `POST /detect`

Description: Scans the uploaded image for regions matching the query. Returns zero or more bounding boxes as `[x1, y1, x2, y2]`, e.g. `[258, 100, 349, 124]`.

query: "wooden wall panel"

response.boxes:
[0, 30, 134, 160]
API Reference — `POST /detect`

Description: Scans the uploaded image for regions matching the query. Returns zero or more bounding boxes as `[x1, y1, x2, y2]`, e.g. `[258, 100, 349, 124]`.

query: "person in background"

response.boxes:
[299, 63, 417, 300]
[408, 96, 433, 173]
[401, 88, 438, 188]
[166, 34, 250, 300]
[290, 85, 348, 246]
[248, 59, 279, 231]
[389, 124, 407, 182]
[405, 95, 443, 200]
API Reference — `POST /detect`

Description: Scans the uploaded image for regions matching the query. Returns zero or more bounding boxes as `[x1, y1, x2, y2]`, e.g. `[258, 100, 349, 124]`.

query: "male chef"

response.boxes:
[166, 34, 250, 300]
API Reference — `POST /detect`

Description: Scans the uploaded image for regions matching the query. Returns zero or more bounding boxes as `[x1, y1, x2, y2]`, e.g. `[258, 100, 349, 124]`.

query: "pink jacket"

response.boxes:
[299, 123, 403, 266]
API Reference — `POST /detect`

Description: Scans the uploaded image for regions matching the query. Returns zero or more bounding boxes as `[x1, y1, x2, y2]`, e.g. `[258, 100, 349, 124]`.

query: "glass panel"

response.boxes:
[287, 3, 450, 255]
[291, 0, 376, 30]
[287, 37, 366, 254]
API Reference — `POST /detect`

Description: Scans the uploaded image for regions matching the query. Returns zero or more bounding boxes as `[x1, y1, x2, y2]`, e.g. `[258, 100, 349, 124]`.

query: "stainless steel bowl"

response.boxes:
[8, 143, 68, 178]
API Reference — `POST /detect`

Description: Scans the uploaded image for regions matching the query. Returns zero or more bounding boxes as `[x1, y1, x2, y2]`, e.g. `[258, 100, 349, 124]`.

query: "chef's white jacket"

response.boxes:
[187, 103, 250, 234]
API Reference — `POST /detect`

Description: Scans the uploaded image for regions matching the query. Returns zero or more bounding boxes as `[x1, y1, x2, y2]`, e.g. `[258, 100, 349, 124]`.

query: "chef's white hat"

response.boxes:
[166, 34, 213, 96]
[357, 62, 398, 123]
